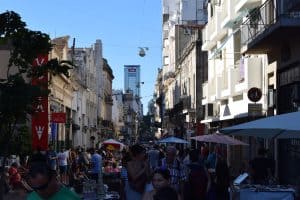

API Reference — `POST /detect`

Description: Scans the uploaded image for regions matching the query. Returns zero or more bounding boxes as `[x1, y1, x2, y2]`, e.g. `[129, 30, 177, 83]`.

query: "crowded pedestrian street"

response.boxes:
[1, 0, 300, 199]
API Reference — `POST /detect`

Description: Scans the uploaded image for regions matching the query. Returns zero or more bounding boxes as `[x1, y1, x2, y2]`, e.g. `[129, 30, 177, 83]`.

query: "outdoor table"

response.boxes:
[102, 172, 121, 193]
[231, 185, 295, 200]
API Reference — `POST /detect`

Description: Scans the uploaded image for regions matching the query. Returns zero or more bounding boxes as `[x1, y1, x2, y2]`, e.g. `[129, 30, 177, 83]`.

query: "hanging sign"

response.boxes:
[247, 87, 262, 102]
[31, 55, 49, 151]
[51, 112, 66, 123]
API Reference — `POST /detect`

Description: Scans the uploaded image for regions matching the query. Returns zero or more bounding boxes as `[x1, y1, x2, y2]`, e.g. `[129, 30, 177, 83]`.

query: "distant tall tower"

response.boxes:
[124, 65, 141, 97]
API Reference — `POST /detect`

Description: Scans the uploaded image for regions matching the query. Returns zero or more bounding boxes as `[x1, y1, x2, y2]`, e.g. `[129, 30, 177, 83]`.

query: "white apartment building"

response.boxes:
[201, 0, 268, 125]
[201, 0, 269, 167]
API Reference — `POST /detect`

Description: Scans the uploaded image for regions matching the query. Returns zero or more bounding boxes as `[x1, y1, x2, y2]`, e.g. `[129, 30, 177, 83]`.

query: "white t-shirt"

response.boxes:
[57, 151, 69, 166]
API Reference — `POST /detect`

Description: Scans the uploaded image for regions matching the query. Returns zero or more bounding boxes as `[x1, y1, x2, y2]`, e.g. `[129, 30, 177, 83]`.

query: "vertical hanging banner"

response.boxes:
[32, 55, 48, 151]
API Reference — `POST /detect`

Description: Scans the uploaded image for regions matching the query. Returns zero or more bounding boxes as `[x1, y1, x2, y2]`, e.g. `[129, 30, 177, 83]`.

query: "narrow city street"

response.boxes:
[1, 0, 300, 199]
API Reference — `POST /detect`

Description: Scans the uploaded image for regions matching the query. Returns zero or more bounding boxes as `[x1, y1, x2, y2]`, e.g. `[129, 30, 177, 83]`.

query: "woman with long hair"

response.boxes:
[126, 144, 151, 200]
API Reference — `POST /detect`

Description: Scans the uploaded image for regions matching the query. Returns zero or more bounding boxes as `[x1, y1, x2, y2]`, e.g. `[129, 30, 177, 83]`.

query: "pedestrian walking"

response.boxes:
[57, 147, 69, 185]
[142, 168, 179, 200]
[127, 144, 151, 200]
[215, 158, 230, 200]
[147, 145, 160, 170]
[46, 144, 57, 171]
[183, 149, 209, 200]
[159, 146, 187, 196]
[27, 153, 80, 200]
[90, 148, 102, 183]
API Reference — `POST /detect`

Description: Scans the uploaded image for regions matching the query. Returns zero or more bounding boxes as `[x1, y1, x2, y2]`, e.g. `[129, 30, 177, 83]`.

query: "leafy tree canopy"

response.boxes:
[0, 11, 73, 155]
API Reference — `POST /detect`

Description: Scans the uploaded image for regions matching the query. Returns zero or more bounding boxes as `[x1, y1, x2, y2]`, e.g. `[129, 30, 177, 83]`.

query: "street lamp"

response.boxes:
[136, 81, 144, 88]
[138, 47, 149, 57]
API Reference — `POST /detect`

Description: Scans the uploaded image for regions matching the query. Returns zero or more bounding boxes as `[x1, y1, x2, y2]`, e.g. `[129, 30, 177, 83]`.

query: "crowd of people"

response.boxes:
[119, 144, 229, 200]
[1, 142, 275, 200]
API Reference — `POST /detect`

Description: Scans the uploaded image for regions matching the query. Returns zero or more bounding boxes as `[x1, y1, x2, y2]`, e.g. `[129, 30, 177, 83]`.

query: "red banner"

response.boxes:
[196, 122, 205, 136]
[32, 55, 48, 151]
[51, 112, 66, 123]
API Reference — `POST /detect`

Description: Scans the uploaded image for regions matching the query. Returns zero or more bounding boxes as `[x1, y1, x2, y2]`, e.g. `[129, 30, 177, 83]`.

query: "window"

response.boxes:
[268, 88, 276, 108]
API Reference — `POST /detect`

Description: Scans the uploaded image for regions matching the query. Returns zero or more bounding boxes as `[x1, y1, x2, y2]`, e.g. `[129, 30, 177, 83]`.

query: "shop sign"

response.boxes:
[248, 103, 262, 117]
[247, 87, 262, 102]
[51, 112, 66, 123]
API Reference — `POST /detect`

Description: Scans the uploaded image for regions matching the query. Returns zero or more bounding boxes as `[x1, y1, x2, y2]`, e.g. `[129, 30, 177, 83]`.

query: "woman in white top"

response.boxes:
[57, 147, 69, 185]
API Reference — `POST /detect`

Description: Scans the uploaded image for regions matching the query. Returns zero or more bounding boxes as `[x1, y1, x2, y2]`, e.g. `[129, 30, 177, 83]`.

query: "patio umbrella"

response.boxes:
[191, 132, 248, 146]
[101, 139, 125, 149]
[158, 136, 189, 144]
[220, 111, 300, 139]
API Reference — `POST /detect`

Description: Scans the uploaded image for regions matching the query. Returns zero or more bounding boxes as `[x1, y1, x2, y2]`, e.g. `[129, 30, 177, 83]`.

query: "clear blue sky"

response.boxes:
[1, 0, 162, 113]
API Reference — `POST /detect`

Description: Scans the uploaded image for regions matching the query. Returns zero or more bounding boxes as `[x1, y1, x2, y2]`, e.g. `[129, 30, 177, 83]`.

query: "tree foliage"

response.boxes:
[0, 11, 73, 156]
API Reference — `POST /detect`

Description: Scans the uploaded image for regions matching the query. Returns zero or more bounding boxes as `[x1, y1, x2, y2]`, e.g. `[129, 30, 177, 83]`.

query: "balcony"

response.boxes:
[241, 0, 300, 53]
[105, 96, 113, 105]
[202, 25, 217, 51]
[232, 57, 263, 93]
[208, 77, 217, 102]
[222, 0, 247, 28]
[219, 67, 230, 98]
[235, 0, 262, 13]
[163, 71, 175, 80]
[180, 95, 191, 110]
[211, 8, 228, 42]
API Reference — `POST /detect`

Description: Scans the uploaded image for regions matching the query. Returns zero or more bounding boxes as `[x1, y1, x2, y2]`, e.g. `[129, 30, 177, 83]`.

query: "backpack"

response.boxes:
[184, 163, 208, 200]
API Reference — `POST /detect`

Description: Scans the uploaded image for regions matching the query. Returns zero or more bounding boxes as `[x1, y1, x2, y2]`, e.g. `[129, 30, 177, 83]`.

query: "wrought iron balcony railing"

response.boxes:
[241, 0, 276, 46]
[241, 0, 300, 46]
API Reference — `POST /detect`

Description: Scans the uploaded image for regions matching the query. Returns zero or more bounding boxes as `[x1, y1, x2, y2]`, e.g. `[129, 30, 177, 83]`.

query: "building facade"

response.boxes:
[70, 40, 105, 148]
[49, 36, 74, 150]
[122, 92, 141, 144]
[112, 90, 124, 140]
[124, 65, 141, 97]
[160, 0, 208, 137]
[240, 0, 300, 185]
[201, 0, 270, 170]
[100, 58, 114, 139]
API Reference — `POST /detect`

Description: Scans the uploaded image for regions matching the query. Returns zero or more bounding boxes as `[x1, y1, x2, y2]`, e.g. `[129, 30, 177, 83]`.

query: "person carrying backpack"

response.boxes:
[184, 149, 209, 200]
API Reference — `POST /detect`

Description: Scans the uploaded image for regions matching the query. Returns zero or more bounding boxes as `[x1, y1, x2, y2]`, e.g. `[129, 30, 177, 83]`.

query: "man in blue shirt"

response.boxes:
[90, 148, 102, 183]
[46, 144, 57, 171]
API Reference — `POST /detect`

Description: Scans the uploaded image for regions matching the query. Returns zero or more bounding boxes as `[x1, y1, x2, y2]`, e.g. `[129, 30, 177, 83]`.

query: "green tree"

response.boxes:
[0, 11, 73, 199]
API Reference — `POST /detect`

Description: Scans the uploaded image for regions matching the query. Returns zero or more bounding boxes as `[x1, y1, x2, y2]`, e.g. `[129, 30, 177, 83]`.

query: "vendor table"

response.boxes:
[231, 185, 295, 200]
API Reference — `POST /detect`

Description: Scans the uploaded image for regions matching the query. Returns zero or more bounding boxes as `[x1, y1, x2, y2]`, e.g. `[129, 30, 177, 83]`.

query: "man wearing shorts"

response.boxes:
[57, 147, 69, 185]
